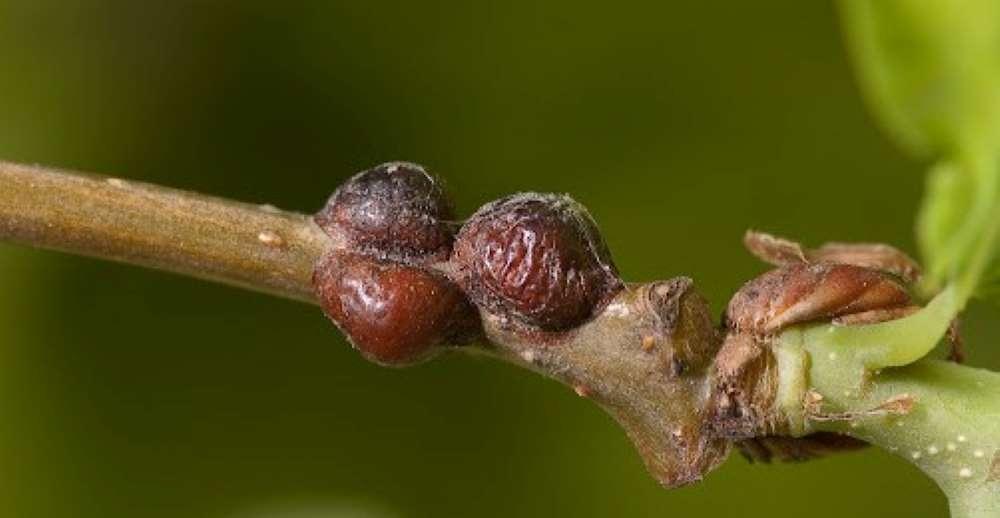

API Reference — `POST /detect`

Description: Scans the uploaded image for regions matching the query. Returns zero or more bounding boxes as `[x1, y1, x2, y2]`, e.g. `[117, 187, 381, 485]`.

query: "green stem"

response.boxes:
[802, 287, 958, 369]
[777, 330, 1000, 518]
[812, 195, 999, 371]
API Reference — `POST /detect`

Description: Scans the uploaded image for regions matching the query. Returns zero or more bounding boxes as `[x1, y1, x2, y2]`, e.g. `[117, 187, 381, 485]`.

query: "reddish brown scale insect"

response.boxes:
[452, 193, 623, 332]
[314, 162, 456, 261]
[314, 252, 479, 367]
[312, 162, 485, 366]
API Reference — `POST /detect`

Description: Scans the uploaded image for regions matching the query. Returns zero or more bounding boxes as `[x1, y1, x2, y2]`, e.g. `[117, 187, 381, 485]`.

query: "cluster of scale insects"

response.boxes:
[311, 162, 928, 375]
[312, 161, 624, 365]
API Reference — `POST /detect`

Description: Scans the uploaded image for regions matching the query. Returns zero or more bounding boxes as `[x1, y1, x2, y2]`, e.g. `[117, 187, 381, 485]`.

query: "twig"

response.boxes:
[0, 160, 731, 488]
[0, 161, 330, 303]
[2, 160, 997, 513]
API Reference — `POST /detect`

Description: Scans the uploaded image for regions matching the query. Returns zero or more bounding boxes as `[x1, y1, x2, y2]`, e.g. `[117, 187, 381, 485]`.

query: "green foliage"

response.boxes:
[915, 160, 997, 297]
[840, 0, 1000, 300]
[839, 0, 1000, 159]
[982, 262, 1000, 302]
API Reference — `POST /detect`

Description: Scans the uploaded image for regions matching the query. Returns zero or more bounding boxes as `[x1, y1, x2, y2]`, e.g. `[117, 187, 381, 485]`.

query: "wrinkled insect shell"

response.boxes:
[452, 192, 624, 333]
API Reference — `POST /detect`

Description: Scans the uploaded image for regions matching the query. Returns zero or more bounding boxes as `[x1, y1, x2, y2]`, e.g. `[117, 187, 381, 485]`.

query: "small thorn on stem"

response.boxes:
[988, 451, 1000, 482]
[806, 392, 915, 422]
[257, 230, 285, 248]
[947, 318, 965, 363]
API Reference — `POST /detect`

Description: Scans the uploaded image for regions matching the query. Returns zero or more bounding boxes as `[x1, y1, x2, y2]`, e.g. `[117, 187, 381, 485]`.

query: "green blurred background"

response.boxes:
[1, 2, 996, 517]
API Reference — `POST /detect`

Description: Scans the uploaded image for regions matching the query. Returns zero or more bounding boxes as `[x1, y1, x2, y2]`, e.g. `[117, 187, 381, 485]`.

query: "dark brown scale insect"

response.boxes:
[313, 252, 478, 367]
[314, 162, 456, 261]
[452, 193, 623, 332]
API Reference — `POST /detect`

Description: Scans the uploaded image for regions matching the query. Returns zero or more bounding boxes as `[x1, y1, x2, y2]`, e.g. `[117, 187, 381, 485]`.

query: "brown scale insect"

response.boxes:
[314, 162, 457, 261]
[314, 251, 479, 367]
[312, 162, 481, 366]
[452, 193, 623, 332]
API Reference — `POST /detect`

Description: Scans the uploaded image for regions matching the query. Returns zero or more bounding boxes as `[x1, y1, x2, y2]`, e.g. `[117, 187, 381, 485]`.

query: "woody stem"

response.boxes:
[0, 159, 735, 488]
[0, 161, 330, 303]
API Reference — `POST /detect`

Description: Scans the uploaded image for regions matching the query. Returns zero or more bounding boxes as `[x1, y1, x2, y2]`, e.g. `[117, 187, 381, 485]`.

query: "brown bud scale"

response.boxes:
[724, 262, 911, 335]
[453, 193, 623, 331]
[808, 242, 921, 283]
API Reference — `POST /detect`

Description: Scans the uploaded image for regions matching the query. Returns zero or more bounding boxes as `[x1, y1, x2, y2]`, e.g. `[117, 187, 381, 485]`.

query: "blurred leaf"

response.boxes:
[915, 159, 999, 298]
[981, 264, 1000, 303]
[841, 0, 1000, 300]
[839, 0, 1000, 160]
[915, 163, 974, 270]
